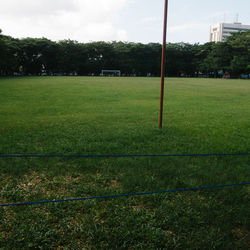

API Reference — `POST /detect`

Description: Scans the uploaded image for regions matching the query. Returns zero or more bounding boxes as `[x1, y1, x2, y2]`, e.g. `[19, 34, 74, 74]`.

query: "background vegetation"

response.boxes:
[0, 29, 249, 78]
[0, 77, 249, 248]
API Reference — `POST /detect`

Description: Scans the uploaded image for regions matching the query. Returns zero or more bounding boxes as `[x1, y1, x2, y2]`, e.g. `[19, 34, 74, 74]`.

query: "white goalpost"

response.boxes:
[101, 70, 121, 77]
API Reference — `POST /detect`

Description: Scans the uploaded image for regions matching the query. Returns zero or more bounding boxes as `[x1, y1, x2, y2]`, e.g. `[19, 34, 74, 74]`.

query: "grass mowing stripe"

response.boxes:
[1, 182, 249, 207]
[0, 153, 250, 158]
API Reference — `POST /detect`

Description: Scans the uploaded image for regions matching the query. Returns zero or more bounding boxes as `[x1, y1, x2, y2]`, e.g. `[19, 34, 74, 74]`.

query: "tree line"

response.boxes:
[0, 29, 249, 78]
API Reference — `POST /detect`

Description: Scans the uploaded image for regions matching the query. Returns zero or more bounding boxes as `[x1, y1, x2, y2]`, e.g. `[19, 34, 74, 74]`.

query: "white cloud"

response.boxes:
[167, 23, 210, 44]
[117, 29, 128, 41]
[140, 16, 161, 24]
[0, 0, 132, 41]
[0, 0, 77, 17]
[168, 23, 207, 33]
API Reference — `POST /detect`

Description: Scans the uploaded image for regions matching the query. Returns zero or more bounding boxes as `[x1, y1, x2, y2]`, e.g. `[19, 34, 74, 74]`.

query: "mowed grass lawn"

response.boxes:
[0, 76, 249, 249]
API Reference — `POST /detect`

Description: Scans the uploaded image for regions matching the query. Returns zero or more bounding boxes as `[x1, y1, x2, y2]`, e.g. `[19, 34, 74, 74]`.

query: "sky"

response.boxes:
[0, 0, 250, 44]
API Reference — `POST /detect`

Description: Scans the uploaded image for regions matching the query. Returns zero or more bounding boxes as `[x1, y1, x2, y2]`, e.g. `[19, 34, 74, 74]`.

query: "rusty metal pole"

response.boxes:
[159, 0, 168, 128]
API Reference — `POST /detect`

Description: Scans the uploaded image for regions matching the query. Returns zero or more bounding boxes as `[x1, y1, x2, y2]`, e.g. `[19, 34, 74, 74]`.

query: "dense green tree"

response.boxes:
[196, 42, 214, 75]
[57, 40, 86, 75]
[83, 42, 115, 75]
[0, 29, 249, 78]
[112, 42, 134, 74]
[227, 31, 250, 77]
[17, 38, 59, 75]
[201, 42, 233, 77]
[0, 32, 20, 75]
[165, 43, 198, 77]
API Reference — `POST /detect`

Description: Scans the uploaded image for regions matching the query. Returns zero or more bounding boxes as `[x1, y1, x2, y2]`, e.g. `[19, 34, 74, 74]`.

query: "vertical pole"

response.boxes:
[159, 0, 168, 128]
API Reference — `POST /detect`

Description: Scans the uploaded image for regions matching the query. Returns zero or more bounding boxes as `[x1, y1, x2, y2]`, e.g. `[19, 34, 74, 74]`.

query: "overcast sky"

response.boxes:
[1, 0, 250, 44]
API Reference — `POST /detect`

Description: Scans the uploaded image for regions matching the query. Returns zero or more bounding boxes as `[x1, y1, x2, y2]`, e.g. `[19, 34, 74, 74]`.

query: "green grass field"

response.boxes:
[0, 76, 249, 249]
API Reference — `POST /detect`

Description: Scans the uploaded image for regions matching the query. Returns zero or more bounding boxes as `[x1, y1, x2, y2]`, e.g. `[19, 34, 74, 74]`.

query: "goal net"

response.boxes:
[101, 70, 121, 77]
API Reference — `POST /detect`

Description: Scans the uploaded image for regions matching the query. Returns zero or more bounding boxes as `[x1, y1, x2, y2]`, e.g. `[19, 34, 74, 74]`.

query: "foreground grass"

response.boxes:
[0, 77, 249, 249]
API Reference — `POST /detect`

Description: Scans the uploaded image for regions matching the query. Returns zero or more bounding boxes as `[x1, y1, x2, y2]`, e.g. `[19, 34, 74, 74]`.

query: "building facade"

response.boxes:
[210, 22, 250, 42]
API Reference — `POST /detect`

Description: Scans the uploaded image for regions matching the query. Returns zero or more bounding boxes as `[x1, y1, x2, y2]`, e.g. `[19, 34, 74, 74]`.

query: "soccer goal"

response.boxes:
[101, 70, 121, 77]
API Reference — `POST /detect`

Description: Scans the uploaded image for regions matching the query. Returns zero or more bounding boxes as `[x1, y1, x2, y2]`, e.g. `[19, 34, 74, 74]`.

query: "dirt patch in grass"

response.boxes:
[110, 179, 118, 187]
[131, 204, 144, 211]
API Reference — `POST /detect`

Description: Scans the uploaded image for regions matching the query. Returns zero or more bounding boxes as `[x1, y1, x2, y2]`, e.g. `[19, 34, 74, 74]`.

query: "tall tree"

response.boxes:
[58, 40, 86, 75]
[0, 32, 20, 75]
[227, 31, 250, 77]
[201, 42, 232, 77]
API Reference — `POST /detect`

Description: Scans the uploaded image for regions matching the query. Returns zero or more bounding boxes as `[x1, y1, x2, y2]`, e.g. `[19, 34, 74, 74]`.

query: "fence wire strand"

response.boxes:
[1, 182, 249, 207]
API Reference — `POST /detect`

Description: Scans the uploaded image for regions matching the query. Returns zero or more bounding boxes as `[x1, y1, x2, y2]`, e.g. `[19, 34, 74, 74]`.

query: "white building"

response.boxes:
[210, 22, 250, 42]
